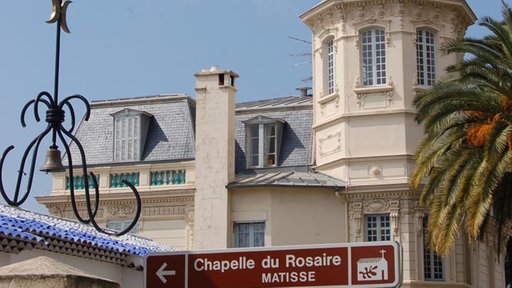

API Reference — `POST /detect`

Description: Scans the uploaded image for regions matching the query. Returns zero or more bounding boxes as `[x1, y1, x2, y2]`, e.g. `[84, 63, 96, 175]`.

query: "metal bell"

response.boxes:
[40, 147, 65, 173]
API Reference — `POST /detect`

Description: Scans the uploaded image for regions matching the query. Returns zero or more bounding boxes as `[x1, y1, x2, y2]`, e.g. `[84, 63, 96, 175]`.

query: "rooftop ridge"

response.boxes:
[236, 95, 312, 111]
[91, 94, 191, 107]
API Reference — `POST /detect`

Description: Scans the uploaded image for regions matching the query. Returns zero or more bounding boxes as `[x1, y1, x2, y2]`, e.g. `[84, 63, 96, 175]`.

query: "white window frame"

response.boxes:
[416, 29, 436, 86]
[112, 109, 152, 163]
[233, 222, 265, 248]
[366, 214, 391, 242]
[360, 28, 386, 86]
[325, 38, 336, 95]
[423, 217, 444, 281]
[114, 115, 140, 162]
[244, 116, 284, 168]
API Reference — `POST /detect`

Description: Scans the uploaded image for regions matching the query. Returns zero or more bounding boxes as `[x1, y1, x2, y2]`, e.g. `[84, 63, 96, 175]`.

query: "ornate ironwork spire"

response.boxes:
[0, 0, 141, 236]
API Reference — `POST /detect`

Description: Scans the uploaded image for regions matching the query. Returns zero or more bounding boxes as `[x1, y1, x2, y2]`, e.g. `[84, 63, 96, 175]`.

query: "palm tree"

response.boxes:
[411, 2, 512, 256]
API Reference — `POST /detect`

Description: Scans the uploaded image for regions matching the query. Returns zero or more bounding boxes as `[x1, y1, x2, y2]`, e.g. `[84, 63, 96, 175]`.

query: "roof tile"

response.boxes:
[0, 204, 175, 263]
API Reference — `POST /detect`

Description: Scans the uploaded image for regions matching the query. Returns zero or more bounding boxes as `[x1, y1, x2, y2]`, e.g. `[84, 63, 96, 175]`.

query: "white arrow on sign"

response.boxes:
[156, 262, 177, 283]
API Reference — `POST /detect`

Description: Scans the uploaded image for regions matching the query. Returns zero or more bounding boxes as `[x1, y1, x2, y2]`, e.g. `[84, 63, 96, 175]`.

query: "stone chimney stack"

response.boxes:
[193, 65, 238, 250]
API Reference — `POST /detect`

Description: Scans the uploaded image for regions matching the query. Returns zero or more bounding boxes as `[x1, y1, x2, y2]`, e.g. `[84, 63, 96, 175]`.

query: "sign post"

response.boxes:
[145, 241, 401, 288]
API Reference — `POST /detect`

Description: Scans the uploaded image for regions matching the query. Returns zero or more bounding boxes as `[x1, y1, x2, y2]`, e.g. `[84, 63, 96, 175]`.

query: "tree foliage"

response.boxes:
[411, 2, 512, 256]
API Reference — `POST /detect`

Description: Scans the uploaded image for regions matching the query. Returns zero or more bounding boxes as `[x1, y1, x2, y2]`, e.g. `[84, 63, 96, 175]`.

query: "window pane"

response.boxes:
[361, 28, 386, 86]
[326, 38, 336, 95]
[264, 124, 276, 166]
[423, 217, 444, 280]
[245, 121, 282, 168]
[416, 30, 436, 86]
[268, 138, 276, 153]
[234, 222, 265, 248]
[366, 214, 390, 242]
[249, 125, 259, 166]
[253, 223, 265, 247]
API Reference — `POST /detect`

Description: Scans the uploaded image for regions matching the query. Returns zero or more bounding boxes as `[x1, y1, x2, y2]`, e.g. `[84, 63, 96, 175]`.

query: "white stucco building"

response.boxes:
[34, 0, 508, 287]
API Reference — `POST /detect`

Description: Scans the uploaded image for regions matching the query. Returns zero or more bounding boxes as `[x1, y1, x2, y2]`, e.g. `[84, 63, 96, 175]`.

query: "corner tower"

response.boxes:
[302, 0, 483, 285]
[301, 0, 475, 186]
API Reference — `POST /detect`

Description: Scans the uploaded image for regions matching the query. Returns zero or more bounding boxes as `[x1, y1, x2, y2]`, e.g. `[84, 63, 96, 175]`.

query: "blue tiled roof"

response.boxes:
[0, 204, 175, 266]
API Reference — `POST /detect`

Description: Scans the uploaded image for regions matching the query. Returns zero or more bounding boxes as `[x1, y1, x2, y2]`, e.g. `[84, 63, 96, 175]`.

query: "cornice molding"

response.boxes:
[344, 188, 421, 199]
[304, 0, 474, 38]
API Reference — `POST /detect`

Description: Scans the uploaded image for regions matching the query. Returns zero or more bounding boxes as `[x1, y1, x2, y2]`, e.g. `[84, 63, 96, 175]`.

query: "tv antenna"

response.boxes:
[289, 36, 312, 84]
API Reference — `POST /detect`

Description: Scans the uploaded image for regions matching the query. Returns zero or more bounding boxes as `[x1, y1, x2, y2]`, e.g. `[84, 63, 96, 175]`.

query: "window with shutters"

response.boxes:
[111, 109, 152, 162]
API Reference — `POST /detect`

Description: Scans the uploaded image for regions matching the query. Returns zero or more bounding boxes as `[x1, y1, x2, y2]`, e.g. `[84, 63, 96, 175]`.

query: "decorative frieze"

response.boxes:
[143, 205, 186, 217]
[108, 205, 135, 216]
[364, 199, 389, 213]
[347, 195, 420, 241]
[400, 200, 418, 214]
[305, 0, 473, 39]
[307, 4, 344, 35]
[58, 208, 104, 220]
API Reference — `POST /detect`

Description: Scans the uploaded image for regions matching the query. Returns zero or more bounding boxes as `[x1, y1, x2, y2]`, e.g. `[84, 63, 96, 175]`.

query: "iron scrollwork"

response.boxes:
[0, 0, 141, 236]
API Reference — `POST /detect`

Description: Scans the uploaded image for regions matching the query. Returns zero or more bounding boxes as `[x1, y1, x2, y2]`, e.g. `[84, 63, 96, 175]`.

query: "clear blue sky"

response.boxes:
[0, 0, 504, 213]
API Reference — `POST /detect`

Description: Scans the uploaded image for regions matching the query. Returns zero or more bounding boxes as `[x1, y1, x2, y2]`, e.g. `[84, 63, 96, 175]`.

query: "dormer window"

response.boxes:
[111, 109, 152, 162]
[243, 116, 284, 168]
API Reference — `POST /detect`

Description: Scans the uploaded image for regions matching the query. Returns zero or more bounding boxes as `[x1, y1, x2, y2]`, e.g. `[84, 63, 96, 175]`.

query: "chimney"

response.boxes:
[296, 86, 311, 96]
[193, 65, 238, 250]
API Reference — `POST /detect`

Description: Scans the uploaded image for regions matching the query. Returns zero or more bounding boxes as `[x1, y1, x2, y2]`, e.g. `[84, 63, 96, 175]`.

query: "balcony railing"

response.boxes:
[65, 168, 187, 191]
[66, 175, 99, 190]
[110, 172, 140, 188]
[150, 169, 186, 186]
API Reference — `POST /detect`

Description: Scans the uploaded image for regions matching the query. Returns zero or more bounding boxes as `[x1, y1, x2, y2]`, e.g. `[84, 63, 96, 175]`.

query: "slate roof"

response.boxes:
[228, 166, 347, 189]
[0, 204, 175, 269]
[235, 96, 313, 171]
[66, 94, 313, 170]
[236, 95, 312, 111]
[65, 94, 196, 166]
[64, 93, 345, 187]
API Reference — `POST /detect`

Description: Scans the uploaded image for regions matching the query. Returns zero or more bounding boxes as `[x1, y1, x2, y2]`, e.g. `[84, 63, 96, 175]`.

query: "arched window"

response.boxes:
[325, 38, 336, 95]
[416, 29, 436, 86]
[360, 28, 386, 86]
